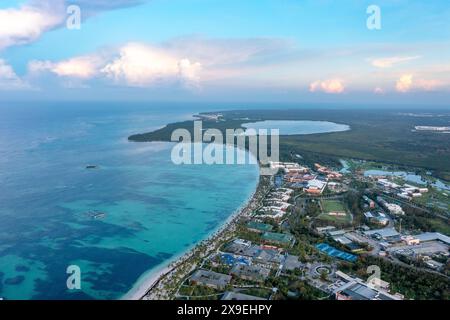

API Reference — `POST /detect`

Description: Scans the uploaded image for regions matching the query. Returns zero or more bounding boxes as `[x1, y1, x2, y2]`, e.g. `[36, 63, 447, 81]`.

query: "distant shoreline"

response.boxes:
[128, 109, 450, 182]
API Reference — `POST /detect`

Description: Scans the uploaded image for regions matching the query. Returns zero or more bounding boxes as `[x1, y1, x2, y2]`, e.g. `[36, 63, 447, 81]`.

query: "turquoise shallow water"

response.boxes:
[0, 103, 259, 300]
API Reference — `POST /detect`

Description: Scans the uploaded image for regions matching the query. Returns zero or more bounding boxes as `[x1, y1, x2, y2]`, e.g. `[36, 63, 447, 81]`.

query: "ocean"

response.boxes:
[0, 102, 259, 300]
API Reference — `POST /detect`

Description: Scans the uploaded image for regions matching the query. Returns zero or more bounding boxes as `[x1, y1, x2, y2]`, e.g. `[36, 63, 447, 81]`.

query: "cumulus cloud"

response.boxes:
[20, 37, 295, 91]
[101, 43, 202, 87]
[28, 43, 202, 89]
[373, 87, 385, 94]
[370, 56, 421, 68]
[395, 74, 442, 93]
[396, 74, 413, 92]
[395, 74, 443, 93]
[0, 1, 65, 50]
[0, 0, 149, 50]
[309, 79, 345, 94]
[0, 59, 29, 90]
[29, 55, 102, 79]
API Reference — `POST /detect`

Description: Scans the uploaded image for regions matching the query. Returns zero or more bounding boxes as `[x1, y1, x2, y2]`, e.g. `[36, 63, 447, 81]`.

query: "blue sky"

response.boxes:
[0, 0, 449, 104]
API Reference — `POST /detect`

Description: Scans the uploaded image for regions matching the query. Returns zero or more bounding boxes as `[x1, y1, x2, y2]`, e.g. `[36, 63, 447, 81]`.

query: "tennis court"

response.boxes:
[315, 243, 357, 262]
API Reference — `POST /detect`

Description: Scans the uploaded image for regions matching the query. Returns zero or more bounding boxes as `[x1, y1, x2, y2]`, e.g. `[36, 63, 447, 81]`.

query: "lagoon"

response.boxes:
[364, 170, 450, 191]
[241, 120, 350, 135]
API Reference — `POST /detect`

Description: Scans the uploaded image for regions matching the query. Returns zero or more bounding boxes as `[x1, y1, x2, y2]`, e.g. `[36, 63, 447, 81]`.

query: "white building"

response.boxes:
[385, 203, 404, 215]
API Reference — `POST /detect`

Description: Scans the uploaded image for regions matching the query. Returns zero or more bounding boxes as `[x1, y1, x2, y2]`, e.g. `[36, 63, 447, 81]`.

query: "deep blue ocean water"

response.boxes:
[0, 102, 259, 300]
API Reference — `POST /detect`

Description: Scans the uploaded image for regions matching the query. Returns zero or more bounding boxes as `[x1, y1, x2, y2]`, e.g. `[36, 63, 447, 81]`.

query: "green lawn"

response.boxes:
[321, 200, 346, 213]
[317, 200, 350, 224]
[317, 212, 351, 223]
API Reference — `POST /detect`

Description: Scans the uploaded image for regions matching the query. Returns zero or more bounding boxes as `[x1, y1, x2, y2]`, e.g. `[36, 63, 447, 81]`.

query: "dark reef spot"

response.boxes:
[5, 275, 25, 285]
[15, 265, 30, 272]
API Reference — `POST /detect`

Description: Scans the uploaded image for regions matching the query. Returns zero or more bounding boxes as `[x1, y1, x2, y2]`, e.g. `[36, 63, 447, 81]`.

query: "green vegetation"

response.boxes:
[136, 108, 450, 301]
[129, 109, 450, 181]
[177, 284, 222, 300]
[400, 206, 450, 235]
[280, 279, 330, 300]
[339, 256, 450, 300]
[316, 212, 350, 224]
[239, 288, 272, 299]
[315, 200, 352, 226]
[235, 225, 263, 243]
[412, 188, 450, 212]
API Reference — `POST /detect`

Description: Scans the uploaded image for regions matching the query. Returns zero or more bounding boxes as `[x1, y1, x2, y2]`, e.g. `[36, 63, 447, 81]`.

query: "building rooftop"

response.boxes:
[190, 269, 232, 289]
[251, 248, 284, 265]
[231, 264, 270, 282]
[334, 272, 402, 301]
[415, 232, 450, 245]
[364, 227, 400, 239]
[283, 255, 303, 271]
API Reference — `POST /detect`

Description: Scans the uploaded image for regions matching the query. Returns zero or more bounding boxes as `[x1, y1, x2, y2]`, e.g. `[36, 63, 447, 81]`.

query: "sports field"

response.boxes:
[321, 200, 346, 213]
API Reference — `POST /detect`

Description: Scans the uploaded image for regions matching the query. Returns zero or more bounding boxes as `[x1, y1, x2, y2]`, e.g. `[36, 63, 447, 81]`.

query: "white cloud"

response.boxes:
[370, 56, 421, 68]
[101, 43, 202, 87]
[309, 79, 345, 94]
[0, 1, 65, 50]
[396, 74, 413, 92]
[395, 74, 442, 93]
[0, 59, 29, 90]
[29, 56, 101, 79]
[24, 37, 293, 90]
[373, 87, 385, 94]
[414, 79, 442, 91]
[0, 0, 149, 50]
[165, 37, 292, 67]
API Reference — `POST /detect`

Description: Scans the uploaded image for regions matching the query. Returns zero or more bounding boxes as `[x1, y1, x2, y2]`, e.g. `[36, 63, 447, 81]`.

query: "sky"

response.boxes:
[0, 0, 449, 105]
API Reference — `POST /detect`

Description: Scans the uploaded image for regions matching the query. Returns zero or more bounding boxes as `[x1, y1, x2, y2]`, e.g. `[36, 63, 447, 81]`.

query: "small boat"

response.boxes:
[86, 165, 99, 169]
[86, 211, 106, 219]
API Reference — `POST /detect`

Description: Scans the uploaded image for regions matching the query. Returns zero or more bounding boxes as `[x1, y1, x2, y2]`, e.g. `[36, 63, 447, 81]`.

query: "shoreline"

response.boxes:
[125, 172, 270, 300]
[122, 136, 266, 300]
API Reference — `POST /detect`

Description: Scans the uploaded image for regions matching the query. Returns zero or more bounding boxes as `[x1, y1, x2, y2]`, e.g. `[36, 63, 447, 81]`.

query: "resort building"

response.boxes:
[333, 271, 403, 300]
[251, 248, 284, 268]
[190, 269, 232, 289]
[377, 197, 404, 215]
[282, 255, 303, 272]
[269, 162, 309, 174]
[230, 264, 270, 283]
[415, 232, 450, 245]
[304, 179, 327, 194]
[364, 211, 389, 226]
[364, 228, 400, 241]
